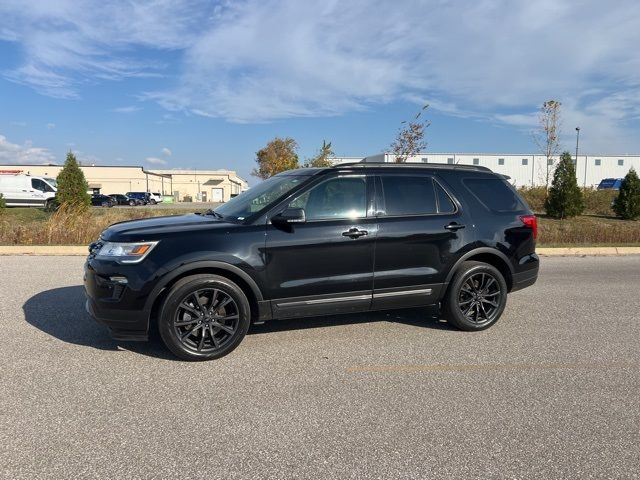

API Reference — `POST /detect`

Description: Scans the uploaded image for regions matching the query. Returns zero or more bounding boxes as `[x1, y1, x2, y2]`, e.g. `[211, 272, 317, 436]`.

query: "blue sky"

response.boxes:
[1, 0, 639, 183]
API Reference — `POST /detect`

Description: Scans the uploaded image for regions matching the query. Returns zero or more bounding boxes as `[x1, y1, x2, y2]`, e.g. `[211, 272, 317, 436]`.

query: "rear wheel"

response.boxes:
[443, 261, 507, 331]
[128, 199, 136, 206]
[158, 274, 251, 361]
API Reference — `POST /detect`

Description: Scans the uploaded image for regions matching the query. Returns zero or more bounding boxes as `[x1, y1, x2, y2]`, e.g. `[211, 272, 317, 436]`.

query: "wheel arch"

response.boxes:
[145, 261, 264, 333]
[444, 248, 515, 291]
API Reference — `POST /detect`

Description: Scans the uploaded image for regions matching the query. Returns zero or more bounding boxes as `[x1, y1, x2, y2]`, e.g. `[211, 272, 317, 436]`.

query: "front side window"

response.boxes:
[288, 176, 366, 221]
[31, 179, 50, 192]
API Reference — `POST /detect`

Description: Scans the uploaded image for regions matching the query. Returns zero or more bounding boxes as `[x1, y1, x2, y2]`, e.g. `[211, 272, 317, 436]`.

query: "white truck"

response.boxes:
[0, 174, 57, 208]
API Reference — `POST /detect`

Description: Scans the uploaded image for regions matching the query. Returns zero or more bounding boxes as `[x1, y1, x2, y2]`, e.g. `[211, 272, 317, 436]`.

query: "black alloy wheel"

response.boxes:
[174, 288, 240, 354]
[457, 272, 501, 326]
[444, 261, 507, 331]
[159, 274, 251, 360]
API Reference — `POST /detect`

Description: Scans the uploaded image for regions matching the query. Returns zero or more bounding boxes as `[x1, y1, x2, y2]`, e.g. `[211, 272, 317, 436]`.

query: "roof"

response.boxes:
[330, 162, 493, 173]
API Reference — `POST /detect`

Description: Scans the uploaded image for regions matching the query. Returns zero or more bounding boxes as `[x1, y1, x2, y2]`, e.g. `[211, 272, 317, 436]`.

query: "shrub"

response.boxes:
[0, 193, 5, 210]
[56, 151, 90, 209]
[545, 151, 584, 219]
[613, 168, 640, 220]
[517, 186, 547, 213]
[582, 188, 616, 216]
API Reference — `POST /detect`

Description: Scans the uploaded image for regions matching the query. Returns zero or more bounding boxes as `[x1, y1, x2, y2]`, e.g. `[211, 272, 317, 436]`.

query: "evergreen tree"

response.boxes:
[305, 140, 334, 167]
[544, 151, 584, 219]
[613, 167, 640, 220]
[56, 151, 90, 209]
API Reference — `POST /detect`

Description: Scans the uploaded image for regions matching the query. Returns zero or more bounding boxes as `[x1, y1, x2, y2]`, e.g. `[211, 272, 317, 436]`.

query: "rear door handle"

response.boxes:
[444, 222, 465, 231]
[342, 228, 368, 239]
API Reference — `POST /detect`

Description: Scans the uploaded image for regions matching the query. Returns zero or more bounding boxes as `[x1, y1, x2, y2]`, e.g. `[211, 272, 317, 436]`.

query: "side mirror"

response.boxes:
[272, 207, 306, 225]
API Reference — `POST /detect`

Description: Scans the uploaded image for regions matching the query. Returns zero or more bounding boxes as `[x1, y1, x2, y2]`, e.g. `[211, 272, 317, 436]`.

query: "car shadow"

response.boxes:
[23, 285, 454, 360]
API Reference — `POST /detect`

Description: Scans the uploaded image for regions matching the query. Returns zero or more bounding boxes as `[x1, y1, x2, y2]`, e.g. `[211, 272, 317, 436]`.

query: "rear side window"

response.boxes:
[464, 178, 525, 212]
[380, 175, 456, 215]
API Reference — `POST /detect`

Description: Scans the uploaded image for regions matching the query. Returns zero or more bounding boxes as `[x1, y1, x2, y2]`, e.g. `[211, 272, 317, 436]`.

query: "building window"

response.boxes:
[595, 159, 601, 166]
[447, 158, 454, 164]
[498, 158, 505, 166]
[421, 157, 428, 163]
[473, 158, 480, 165]
[522, 158, 528, 166]
[547, 158, 554, 166]
[618, 159, 624, 166]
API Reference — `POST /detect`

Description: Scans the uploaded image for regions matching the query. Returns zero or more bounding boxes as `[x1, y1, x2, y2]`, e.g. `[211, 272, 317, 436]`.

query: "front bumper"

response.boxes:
[84, 259, 151, 341]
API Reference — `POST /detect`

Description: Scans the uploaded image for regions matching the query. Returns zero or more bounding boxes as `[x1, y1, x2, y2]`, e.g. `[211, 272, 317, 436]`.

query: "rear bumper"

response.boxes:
[511, 253, 539, 292]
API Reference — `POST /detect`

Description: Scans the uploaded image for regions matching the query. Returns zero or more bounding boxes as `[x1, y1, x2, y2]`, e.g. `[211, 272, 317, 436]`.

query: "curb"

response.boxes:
[1, 245, 640, 257]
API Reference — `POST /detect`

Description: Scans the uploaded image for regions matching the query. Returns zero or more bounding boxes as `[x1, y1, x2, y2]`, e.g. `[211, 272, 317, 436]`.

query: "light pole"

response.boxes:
[575, 127, 580, 165]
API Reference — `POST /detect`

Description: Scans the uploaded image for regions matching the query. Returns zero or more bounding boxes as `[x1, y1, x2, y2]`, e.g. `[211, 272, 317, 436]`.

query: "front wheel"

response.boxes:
[443, 261, 507, 331]
[158, 274, 251, 361]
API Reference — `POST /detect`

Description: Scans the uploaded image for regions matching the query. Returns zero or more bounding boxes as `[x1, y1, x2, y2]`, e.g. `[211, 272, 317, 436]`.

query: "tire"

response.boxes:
[129, 200, 136, 206]
[150, 199, 157, 205]
[443, 261, 507, 331]
[158, 274, 251, 361]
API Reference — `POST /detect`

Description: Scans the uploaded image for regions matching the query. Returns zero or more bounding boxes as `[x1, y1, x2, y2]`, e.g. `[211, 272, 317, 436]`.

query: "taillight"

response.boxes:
[519, 215, 538, 240]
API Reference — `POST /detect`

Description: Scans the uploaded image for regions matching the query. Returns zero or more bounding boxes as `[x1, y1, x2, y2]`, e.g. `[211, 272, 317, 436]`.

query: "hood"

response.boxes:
[101, 213, 236, 242]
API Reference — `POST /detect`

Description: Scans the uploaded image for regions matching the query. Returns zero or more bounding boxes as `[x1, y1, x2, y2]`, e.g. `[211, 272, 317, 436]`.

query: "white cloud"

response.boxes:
[0, 134, 56, 164]
[2, 0, 640, 150]
[145, 156, 167, 165]
[161, 147, 172, 156]
[113, 106, 141, 114]
[46, 122, 56, 130]
[10, 121, 27, 127]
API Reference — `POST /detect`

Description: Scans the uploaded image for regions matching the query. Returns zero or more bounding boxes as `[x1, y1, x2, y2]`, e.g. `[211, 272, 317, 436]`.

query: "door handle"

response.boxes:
[342, 228, 368, 239]
[444, 222, 465, 231]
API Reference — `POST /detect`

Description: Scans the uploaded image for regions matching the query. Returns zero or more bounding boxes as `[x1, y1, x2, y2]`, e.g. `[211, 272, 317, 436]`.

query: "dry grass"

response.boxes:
[538, 215, 640, 246]
[0, 206, 198, 245]
[1, 205, 639, 247]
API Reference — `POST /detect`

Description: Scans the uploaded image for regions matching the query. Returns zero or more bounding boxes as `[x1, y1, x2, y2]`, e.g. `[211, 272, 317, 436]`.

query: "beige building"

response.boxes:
[0, 164, 248, 203]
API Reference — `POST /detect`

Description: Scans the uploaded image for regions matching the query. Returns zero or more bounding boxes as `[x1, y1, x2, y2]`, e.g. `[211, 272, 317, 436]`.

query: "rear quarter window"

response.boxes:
[463, 177, 526, 212]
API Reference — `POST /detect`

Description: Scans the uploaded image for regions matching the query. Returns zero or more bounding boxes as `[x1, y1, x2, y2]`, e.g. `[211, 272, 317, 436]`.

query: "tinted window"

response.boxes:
[290, 176, 366, 220]
[435, 182, 456, 213]
[381, 175, 437, 215]
[464, 178, 525, 212]
[31, 179, 48, 191]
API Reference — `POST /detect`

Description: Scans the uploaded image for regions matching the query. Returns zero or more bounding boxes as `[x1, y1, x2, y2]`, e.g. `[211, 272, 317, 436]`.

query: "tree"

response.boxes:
[613, 168, 640, 220]
[305, 140, 335, 167]
[533, 100, 561, 189]
[544, 151, 584, 219]
[0, 193, 5, 210]
[56, 151, 90, 209]
[390, 105, 430, 163]
[253, 137, 299, 179]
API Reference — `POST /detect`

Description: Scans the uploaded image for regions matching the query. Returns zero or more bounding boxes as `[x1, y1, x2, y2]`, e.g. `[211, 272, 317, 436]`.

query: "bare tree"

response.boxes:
[390, 105, 430, 163]
[533, 100, 561, 189]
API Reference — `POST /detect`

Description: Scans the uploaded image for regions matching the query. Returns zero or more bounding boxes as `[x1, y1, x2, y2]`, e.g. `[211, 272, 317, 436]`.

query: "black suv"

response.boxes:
[85, 163, 539, 360]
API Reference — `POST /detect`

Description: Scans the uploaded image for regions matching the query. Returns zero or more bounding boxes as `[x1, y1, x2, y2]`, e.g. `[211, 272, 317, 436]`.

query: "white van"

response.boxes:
[0, 174, 57, 208]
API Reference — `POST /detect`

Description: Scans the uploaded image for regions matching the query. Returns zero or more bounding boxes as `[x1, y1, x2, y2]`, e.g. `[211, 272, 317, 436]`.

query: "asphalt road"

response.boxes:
[1, 256, 639, 479]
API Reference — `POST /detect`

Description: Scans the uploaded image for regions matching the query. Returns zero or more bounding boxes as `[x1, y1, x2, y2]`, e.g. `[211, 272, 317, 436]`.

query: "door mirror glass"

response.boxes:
[273, 207, 306, 224]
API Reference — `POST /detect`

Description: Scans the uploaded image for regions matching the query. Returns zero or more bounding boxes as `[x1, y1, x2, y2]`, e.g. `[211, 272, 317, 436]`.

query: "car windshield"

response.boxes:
[215, 174, 310, 220]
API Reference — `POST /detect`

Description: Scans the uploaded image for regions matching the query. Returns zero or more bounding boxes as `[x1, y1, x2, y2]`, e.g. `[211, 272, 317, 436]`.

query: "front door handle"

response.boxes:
[342, 228, 368, 239]
[444, 222, 465, 231]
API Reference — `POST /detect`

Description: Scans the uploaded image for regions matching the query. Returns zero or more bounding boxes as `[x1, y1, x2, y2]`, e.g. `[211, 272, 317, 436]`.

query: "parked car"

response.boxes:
[149, 192, 163, 204]
[0, 174, 57, 209]
[597, 178, 623, 190]
[85, 162, 539, 361]
[91, 194, 115, 207]
[125, 192, 152, 205]
[109, 194, 142, 206]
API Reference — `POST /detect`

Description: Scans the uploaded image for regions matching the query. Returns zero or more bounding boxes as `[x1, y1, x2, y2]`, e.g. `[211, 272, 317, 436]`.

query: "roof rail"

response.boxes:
[331, 161, 493, 173]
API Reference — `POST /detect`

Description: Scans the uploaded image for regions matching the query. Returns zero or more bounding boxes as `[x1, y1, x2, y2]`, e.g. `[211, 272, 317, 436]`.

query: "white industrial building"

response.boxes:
[332, 153, 640, 188]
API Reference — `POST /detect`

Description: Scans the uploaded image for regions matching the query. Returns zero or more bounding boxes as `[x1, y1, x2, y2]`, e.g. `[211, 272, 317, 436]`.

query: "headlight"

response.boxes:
[96, 241, 159, 263]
